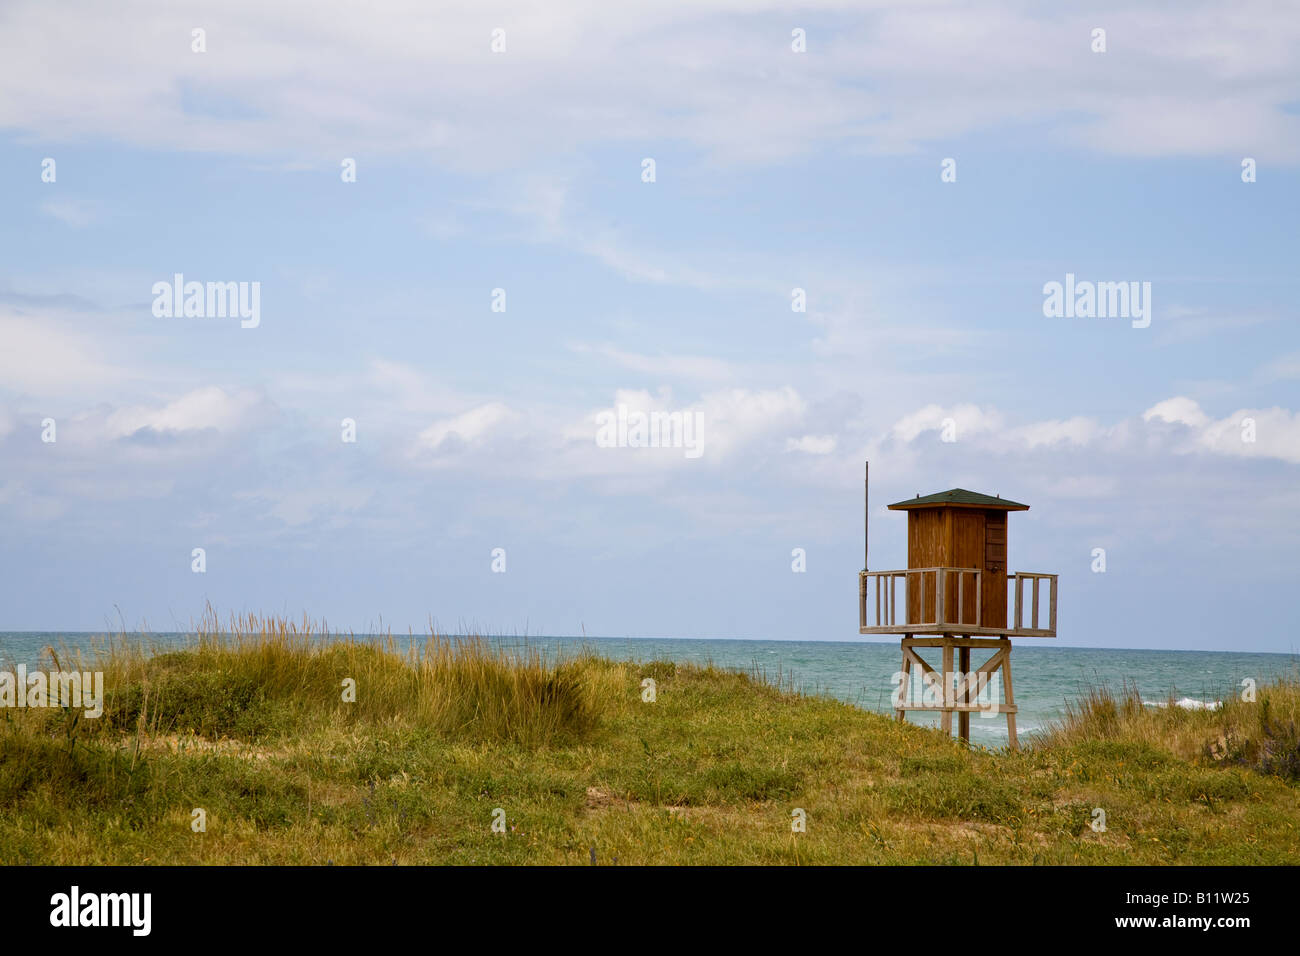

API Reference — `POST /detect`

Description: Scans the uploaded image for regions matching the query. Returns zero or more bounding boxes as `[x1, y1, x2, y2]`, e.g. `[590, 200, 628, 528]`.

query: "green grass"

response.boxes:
[2, 613, 1298, 865]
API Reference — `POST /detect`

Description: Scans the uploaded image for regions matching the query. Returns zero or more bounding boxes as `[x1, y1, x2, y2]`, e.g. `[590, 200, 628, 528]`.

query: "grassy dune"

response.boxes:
[2, 614, 1298, 865]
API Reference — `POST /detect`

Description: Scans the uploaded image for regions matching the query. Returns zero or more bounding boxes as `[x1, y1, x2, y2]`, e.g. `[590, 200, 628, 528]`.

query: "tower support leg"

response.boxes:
[940, 639, 954, 735]
[895, 634, 912, 721]
[1002, 638, 1018, 751]
[958, 643, 971, 743]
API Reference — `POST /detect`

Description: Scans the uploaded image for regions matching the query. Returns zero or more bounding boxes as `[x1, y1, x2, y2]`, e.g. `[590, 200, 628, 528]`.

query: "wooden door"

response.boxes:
[950, 510, 985, 626]
[982, 511, 1007, 628]
[906, 509, 944, 624]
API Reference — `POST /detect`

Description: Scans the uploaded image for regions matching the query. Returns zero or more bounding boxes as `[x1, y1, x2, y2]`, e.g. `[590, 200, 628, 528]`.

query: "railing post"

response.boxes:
[957, 572, 965, 626]
[859, 572, 867, 629]
[1032, 576, 1040, 630]
[1014, 575, 1024, 631]
[935, 569, 946, 626]
[1049, 574, 1058, 634]
[901, 571, 908, 625]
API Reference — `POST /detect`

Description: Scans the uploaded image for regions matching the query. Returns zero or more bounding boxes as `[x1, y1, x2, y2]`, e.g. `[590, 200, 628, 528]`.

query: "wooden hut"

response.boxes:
[857, 466, 1058, 749]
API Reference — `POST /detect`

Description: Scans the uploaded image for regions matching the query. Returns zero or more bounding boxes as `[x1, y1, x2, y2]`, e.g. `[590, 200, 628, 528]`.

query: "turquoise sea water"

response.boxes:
[1, 631, 1294, 745]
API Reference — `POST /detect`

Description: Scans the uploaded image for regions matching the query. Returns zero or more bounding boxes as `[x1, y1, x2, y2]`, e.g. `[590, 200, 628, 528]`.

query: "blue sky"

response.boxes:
[0, 1, 1297, 650]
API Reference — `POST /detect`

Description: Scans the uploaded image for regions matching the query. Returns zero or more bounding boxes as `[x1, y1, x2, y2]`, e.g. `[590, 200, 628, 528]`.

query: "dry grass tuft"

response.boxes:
[12, 607, 612, 747]
[1035, 670, 1300, 781]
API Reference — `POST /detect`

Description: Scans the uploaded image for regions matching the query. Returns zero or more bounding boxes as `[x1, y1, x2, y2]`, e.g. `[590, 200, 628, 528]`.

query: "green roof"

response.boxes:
[886, 488, 1029, 511]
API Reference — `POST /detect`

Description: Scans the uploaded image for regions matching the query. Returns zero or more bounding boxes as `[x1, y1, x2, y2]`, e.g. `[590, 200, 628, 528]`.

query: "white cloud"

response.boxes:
[1009, 417, 1103, 448]
[1195, 406, 1300, 464]
[416, 402, 513, 452]
[891, 403, 1002, 443]
[879, 396, 1300, 466]
[844, 398, 1300, 499]
[1144, 396, 1210, 428]
[1140, 397, 1300, 464]
[556, 385, 807, 478]
[0, 309, 126, 394]
[360, 358, 478, 419]
[4, 2, 1294, 169]
[105, 386, 268, 438]
[690, 386, 807, 459]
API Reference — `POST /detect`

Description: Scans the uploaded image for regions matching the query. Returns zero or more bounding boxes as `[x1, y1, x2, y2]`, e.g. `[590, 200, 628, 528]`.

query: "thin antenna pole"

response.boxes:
[859, 460, 870, 632]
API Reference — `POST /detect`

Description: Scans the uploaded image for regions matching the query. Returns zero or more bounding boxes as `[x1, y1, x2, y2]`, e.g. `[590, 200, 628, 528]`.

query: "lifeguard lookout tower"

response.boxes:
[857, 464, 1058, 749]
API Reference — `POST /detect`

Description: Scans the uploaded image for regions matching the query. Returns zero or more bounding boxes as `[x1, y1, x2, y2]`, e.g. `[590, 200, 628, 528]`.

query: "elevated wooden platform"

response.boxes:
[859, 568, 1055, 750]
[858, 568, 1057, 638]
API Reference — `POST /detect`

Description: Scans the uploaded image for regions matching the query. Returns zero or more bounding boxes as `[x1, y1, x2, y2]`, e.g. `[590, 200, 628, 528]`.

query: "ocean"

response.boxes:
[1, 631, 1294, 745]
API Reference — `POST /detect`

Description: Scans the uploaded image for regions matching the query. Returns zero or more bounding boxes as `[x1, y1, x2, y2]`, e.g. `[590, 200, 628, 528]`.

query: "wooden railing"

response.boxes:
[1010, 572, 1057, 636]
[859, 567, 983, 630]
[858, 568, 1058, 636]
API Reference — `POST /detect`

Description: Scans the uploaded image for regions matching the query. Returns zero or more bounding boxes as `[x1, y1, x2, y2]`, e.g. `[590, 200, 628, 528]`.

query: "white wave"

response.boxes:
[1142, 697, 1221, 711]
